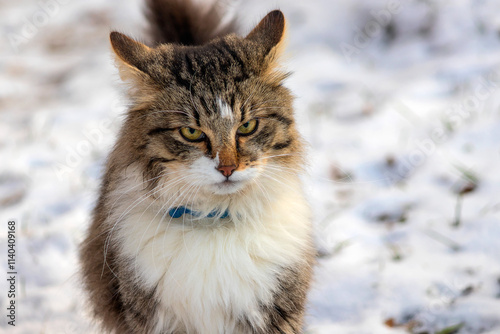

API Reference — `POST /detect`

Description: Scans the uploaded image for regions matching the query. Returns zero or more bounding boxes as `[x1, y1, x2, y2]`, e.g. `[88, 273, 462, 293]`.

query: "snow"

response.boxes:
[1, 0, 499, 333]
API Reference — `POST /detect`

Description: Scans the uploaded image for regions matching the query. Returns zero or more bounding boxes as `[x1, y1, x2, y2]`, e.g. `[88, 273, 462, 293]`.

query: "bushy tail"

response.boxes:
[145, 0, 237, 46]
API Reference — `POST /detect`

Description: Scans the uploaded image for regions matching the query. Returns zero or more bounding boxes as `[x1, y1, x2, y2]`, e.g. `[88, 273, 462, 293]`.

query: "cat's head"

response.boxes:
[111, 10, 304, 204]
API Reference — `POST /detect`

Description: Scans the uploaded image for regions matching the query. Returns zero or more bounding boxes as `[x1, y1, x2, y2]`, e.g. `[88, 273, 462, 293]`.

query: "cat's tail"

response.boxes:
[145, 0, 237, 46]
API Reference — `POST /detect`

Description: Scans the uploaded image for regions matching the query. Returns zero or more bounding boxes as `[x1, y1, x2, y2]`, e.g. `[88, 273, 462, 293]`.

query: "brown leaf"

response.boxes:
[384, 318, 396, 327]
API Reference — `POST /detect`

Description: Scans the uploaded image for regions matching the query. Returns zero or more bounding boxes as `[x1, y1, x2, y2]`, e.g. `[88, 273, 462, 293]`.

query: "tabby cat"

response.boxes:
[79, 0, 315, 333]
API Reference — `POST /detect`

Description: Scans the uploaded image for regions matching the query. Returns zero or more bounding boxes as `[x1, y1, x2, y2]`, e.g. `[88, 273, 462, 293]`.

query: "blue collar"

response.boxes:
[168, 206, 229, 219]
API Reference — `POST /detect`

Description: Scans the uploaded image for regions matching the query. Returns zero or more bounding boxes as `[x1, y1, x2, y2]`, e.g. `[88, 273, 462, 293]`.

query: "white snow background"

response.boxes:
[1, 0, 500, 333]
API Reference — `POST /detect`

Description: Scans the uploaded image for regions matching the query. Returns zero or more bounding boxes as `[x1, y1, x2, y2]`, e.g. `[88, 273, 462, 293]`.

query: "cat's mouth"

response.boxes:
[211, 179, 244, 195]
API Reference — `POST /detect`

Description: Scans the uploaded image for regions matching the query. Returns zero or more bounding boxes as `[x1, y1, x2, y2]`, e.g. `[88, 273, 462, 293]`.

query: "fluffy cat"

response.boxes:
[79, 0, 315, 333]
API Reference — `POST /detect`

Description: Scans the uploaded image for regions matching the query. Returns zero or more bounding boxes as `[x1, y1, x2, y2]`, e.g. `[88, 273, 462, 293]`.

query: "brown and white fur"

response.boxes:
[79, 0, 315, 333]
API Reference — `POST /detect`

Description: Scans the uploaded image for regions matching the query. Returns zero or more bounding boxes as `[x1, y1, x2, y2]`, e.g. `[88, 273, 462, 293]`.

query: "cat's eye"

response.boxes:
[237, 119, 258, 136]
[180, 127, 205, 142]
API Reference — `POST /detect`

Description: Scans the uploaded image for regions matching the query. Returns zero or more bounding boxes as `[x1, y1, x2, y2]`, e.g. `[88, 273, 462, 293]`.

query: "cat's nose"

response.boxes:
[217, 165, 236, 177]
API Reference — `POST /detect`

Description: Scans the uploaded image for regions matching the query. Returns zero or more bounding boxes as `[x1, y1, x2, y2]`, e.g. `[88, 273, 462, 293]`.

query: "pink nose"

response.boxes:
[217, 165, 236, 177]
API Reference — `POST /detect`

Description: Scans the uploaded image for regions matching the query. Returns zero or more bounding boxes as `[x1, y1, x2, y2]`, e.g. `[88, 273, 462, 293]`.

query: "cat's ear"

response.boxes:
[110, 32, 162, 103]
[246, 10, 285, 53]
[110, 32, 152, 74]
[245, 10, 288, 85]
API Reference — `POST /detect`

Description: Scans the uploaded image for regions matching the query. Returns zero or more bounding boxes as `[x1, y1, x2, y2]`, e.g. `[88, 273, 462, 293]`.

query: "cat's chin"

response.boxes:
[210, 180, 245, 195]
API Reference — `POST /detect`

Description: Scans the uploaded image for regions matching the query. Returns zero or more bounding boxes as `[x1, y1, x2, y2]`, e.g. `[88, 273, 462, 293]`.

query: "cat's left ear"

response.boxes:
[246, 10, 285, 54]
[245, 10, 288, 84]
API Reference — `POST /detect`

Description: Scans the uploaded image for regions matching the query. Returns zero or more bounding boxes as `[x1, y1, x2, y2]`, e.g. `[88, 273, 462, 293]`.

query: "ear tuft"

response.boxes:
[110, 32, 152, 73]
[246, 10, 285, 53]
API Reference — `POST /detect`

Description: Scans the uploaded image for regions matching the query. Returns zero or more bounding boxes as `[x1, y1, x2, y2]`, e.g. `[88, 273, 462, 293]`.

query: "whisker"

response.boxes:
[106, 169, 180, 221]
[112, 171, 184, 228]
[256, 153, 296, 161]
[153, 181, 203, 287]
[130, 174, 193, 275]
[254, 177, 274, 212]
[259, 168, 302, 193]
[135, 179, 198, 289]
[179, 183, 203, 259]
[81, 170, 178, 260]
[150, 182, 197, 269]
[158, 182, 194, 271]
[103, 173, 188, 278]
[262, 165, 301, 177]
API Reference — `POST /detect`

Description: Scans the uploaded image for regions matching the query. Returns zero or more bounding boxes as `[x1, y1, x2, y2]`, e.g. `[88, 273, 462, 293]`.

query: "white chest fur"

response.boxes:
[114, 184, 311, 334]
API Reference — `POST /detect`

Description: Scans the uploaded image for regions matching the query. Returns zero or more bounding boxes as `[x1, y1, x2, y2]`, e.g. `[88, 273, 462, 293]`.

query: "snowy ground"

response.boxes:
[1, 0, 500, 333]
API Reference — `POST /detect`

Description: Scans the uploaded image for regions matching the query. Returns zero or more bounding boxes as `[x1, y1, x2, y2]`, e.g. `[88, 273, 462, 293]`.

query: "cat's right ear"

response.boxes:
[110, 32, 152, 74]
[110, 32, 163, 102]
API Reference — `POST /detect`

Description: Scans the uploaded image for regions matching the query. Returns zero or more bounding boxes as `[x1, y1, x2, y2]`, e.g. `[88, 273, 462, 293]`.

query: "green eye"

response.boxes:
[180, 127, 205, 141]
[237, 119, 258, 136]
